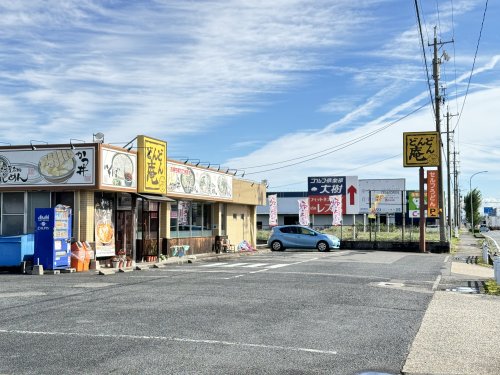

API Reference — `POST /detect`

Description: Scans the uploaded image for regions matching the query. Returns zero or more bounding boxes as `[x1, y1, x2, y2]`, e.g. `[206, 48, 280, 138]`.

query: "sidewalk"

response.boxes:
[402, 231, 500, 375]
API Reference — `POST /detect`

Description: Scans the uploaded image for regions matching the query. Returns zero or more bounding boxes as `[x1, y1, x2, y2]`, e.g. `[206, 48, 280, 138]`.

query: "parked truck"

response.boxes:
[486, 216, 500, 230]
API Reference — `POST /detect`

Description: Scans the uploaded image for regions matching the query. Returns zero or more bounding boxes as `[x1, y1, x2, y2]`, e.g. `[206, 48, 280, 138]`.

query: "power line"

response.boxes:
[453, 0, 489, 132]
[268, 153, 402, 190]
[414, 0, 436, 117]
[244, 102, 428, 175]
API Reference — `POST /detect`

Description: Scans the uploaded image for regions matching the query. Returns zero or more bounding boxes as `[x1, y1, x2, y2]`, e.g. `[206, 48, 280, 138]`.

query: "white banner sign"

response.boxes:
[269, 194, 278, 226]
[167, 161, 232, 199]
[0, 148, 95, 187]
[329, 195, 343, 226]
[298, 199, 310, 226]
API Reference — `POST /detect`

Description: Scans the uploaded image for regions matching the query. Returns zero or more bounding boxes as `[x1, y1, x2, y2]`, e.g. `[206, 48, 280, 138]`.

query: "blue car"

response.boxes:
[267, 225, 340, 252]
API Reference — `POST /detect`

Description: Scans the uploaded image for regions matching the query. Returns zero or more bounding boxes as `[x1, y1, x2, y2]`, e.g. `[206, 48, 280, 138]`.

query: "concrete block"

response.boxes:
[31, 265, 44, 275]
[44, 270, 60, 275]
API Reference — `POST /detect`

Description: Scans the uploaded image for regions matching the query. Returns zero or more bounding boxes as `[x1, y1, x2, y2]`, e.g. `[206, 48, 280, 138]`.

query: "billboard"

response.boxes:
[0, 147, 95, 188]
[167, 161, 233, 199]
[359, 179, 405, 214]
[307, 176, 358, 215]
[403, 131, 440, 167]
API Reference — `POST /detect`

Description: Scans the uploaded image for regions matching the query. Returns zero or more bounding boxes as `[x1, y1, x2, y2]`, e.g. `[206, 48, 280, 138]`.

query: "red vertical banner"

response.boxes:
[427, 170, 439, 218]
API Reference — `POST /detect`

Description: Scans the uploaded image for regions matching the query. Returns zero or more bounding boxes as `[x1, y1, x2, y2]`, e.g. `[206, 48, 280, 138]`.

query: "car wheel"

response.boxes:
[271, 241, 284, 251]
[317, 241, 329, 252]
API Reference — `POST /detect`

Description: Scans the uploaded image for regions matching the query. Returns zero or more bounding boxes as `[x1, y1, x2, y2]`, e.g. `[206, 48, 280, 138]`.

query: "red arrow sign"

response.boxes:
[347, 185, 357, 205]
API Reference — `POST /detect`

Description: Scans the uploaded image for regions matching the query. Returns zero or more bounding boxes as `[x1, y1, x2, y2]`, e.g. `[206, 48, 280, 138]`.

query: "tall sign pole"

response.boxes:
[419, 167, 426, 252]
[404, 131, 440, 253]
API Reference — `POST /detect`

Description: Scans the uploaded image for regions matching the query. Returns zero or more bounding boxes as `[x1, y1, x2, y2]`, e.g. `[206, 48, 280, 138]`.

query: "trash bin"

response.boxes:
[70, 242, 86, 272]
[0, 234, 34, 267]
[83, 242, 93, 271]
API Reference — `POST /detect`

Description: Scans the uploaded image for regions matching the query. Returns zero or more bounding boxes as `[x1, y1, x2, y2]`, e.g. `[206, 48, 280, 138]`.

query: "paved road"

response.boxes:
[0, 249, 446, 375]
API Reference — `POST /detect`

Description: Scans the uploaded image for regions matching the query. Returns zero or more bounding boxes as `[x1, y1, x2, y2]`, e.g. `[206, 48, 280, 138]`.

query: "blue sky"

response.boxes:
[1, 0, 499, 209]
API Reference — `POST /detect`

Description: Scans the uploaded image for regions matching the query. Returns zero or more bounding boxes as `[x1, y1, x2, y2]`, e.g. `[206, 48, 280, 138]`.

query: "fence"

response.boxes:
[258, 224, 444, 243]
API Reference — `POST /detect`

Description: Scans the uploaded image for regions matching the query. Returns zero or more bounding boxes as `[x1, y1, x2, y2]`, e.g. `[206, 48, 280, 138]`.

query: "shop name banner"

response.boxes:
[167, 161, 233, 199]
[427, 170, 439, 218]
[0, 148, 95, 187]
[137, 135, 167, 195]
[269, 194, 278, 226]
[101, 148, 137, 190]
[403, 131, 440, 167]
[330, 195, 343, 226]
[298, 199, 310, 226]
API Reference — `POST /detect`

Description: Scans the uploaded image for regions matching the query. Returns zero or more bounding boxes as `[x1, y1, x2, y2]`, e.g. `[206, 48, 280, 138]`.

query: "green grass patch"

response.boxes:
[484, 279, 500, 295]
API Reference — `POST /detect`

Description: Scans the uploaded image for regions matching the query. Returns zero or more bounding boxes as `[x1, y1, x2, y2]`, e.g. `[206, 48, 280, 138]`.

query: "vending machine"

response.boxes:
[34, 205, 72, 270]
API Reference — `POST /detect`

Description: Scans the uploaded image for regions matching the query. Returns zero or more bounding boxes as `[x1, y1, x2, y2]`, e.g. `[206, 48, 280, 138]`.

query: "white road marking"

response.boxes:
[199, 263, 229, 267]
[265, 264, 289, 269]
[0, 292, 46, 298]
[444, 255, 450, 263]
[242, 263, 268, 268]
[0, 329, 337, 355]
[219, 263, 249, 267]
[432, 275, 442, 291]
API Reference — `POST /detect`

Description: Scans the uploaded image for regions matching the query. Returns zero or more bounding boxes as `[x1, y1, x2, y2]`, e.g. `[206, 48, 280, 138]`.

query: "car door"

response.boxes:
[276, 226, 295, 247]
[295, 226, 316, 248]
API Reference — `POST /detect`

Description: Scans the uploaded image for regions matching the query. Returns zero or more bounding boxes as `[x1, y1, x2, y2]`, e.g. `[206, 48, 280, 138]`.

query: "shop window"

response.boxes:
[1, 192, 24, 235]
[169, 200, 213, 238]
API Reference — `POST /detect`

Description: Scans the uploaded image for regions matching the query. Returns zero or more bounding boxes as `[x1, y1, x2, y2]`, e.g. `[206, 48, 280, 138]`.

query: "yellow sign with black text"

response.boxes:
[137, 135, 167, 195]
[403, 131, 440, 167]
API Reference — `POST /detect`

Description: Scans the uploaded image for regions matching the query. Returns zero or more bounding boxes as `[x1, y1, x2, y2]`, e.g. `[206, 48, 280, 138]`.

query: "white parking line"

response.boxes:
[0, 329, 337, 355]
[199, 263, 229, 267]
[220, 263, 249, 267]
[265, 264, 290, 269]
[242, 263, 268, 268]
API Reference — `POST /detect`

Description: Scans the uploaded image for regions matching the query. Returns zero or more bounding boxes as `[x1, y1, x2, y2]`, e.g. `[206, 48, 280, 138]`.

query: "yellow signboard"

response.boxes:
[403, 131, 440, 167]
[137, 135, 167, 194]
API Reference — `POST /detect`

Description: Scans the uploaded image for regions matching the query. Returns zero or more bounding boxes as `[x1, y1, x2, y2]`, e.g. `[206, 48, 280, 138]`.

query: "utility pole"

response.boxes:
[430, 27, 453, 242]
[446, 111, 457, 239]
[453, 149, 460, 229]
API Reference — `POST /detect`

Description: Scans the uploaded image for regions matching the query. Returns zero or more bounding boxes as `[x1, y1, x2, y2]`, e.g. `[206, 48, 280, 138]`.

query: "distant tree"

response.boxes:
[463, 189, 482, 229]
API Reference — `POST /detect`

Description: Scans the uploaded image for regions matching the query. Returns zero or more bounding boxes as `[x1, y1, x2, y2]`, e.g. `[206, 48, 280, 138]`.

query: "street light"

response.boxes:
[469, 171, 487, 234]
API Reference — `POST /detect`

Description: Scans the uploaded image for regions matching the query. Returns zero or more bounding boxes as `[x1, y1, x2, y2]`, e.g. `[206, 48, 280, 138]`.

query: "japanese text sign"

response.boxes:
[137, 135, 167, 195]
[427, 170, 439, 218]
[330, 195, 343, 226]
[298, 199, 310, 226]
[308, 176, 345, 195]
[403, 131, 440, 167]
[269, 194, 278, 226]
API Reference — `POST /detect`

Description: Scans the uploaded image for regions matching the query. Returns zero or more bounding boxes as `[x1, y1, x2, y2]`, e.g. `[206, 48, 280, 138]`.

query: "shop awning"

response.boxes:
[136, 194, 175, 202]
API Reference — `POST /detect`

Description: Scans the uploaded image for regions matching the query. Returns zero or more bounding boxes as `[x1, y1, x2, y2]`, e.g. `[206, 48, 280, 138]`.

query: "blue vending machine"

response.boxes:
[34, 205, 72, 270]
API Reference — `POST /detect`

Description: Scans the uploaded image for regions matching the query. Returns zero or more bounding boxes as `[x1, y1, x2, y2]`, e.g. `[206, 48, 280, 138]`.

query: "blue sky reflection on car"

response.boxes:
[267, 225, 340, 252]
